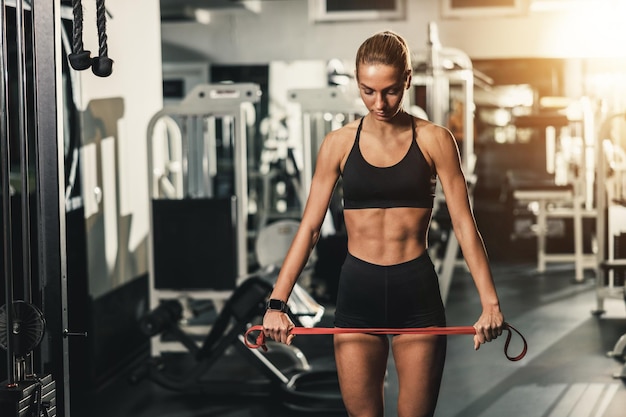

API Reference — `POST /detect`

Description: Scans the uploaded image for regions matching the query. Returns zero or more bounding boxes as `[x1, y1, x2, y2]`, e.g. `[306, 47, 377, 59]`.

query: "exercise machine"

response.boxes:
[594, 112, 626, 380]
[0, 303, 54, 416]
[130, 273, 344, 412]
[1, 1, 69, 416]
[146, 83, 261, 356]
[255, 116, 303, 229]
[144, 85, 341, 409]
[508, 98, 597, 282]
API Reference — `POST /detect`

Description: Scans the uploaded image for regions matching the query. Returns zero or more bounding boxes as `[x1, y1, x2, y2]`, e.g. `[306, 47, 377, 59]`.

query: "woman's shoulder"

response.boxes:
[314, 118, 361, 165]
[336, 117, 362, 135]
[413, 117, 458, 164]
[324, 118, 361, 146]
[414, 117, 454, 142]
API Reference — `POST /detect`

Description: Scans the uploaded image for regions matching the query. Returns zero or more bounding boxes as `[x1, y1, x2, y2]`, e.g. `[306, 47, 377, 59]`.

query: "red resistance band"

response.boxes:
[244, 322, 527, 362]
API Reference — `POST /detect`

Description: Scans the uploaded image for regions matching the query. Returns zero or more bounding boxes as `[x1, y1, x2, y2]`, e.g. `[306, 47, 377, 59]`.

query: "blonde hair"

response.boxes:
[355, 30, 412, 76]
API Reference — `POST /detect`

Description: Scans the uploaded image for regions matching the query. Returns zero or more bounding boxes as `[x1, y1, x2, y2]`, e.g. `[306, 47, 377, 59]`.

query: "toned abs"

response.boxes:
[343, 206, 432, 265]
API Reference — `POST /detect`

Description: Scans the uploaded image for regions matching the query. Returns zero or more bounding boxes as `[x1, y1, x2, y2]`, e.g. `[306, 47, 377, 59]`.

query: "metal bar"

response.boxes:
[595, 115, 609, 313]
[181, 115, 189, 197]
[235, 108, 248, 276]
[0, 0, 16, 387]
[32, 0, 70, 415]
[22, 0, 40, 377]
[146, 109, 167, 199]
[300, 112, 313, 209]
[206, 116, 216, 196]
[426, 22, 447, 126]
[462, 70, 475, 176]
[201, 116, 211, 197]
[581, 98, 595, 210]
[15, 0, 33, 304]
[145, 110, 162, 357]
[187, 115, 197, 196]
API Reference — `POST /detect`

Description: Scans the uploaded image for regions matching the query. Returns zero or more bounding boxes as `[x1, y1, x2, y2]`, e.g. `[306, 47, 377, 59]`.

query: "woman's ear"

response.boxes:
[405, 72, 412, 90]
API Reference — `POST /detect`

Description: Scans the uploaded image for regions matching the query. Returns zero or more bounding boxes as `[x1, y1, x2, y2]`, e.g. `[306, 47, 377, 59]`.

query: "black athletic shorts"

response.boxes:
[334, 251, 446, 328]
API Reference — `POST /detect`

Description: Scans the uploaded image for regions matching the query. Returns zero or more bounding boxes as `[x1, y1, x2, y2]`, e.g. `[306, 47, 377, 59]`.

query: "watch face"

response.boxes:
[268, 299, 285, 311]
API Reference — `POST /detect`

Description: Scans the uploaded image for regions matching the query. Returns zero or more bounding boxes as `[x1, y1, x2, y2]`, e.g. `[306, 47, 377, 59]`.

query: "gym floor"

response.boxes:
[77, 258, 626, 417]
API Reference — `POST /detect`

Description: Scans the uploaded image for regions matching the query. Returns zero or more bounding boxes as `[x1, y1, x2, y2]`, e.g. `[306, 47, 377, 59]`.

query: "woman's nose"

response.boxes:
[374, 94, 385, 108]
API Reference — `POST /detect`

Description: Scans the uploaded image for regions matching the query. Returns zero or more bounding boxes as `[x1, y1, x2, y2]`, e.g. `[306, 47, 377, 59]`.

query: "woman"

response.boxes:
[263, 30, 504, 417]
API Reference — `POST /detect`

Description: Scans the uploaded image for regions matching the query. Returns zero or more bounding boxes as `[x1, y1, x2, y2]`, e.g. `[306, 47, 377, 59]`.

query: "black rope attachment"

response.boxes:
[68, 0, 114, 77]
[92, 0, 113, 77]
[68, 0, 92, 70]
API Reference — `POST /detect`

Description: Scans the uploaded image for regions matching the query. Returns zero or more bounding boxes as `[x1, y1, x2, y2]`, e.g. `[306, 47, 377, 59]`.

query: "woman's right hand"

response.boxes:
[263, 309, 296, 345]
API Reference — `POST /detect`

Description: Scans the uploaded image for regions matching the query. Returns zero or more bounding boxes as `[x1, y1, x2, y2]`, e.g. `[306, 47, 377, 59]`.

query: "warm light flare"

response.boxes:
[536, 0, 626, 58]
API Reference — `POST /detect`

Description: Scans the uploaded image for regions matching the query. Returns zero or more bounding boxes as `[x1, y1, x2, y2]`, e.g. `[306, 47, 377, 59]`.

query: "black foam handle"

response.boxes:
[91, 56, 113, 77]
[68, 50, 92, 71]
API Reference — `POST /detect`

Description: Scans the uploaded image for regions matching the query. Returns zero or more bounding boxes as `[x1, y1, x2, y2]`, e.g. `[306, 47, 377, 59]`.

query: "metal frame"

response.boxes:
[1, 0, 68, 415]
[146, 83, 261, 356]
[0, 0, 15, 388]
[513, 189, 596, 282]
[594, 112, 626, 313]
[32, 2, 69, 413]
[509, 99, 597, 283]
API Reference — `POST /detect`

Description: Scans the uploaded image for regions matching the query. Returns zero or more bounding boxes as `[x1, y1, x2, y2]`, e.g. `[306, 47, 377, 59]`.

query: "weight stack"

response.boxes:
[0, 374, 56, 417]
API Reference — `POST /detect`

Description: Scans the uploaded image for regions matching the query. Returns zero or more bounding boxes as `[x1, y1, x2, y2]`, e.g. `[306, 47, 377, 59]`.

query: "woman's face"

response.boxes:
[356, 63, 410, 122]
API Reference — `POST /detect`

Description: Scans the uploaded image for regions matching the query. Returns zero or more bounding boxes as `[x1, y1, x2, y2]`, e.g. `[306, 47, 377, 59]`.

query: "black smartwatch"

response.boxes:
[266, 298, 288, 313]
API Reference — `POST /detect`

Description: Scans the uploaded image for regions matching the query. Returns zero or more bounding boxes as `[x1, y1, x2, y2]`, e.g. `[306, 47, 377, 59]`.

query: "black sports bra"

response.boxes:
[341, 117, 436, 209]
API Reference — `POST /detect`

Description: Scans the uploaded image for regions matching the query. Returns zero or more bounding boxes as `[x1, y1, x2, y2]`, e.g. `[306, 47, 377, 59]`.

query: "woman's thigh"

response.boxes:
[392, 333, 447, 417]
[334, 333, 389, 417]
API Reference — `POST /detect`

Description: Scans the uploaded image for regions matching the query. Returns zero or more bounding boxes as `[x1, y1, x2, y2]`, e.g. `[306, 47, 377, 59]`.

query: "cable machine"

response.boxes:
[146, 83, 261, 356]
[1, 0, 68, 416]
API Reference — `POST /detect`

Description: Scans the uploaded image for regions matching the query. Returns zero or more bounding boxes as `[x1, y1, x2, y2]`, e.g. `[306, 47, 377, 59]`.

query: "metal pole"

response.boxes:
[32, 0, 70, 415]
[426, 22, 447, 126]
[235, 107, 248, 276]
[462, 70, 475, 177]
[300, 112, 313, 208]
[0, 0, 16, 387]
[15, 0, 33, 306]
[594, 112, 626, 313]
[181, 115, 189, 197]
[595, 116, 608, 313]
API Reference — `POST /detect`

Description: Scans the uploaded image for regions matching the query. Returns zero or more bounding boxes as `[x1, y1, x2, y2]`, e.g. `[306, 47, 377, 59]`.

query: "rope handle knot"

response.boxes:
[244, 322, 527, 362]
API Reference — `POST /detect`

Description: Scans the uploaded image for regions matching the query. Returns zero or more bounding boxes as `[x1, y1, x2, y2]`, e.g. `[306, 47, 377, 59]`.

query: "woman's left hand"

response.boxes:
[473, 309, 504, 350]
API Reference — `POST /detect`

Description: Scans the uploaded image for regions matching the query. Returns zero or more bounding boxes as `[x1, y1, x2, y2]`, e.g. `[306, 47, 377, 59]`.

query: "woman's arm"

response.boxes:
[263, 129, 344, 344]
[424, 124, 504, 349]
